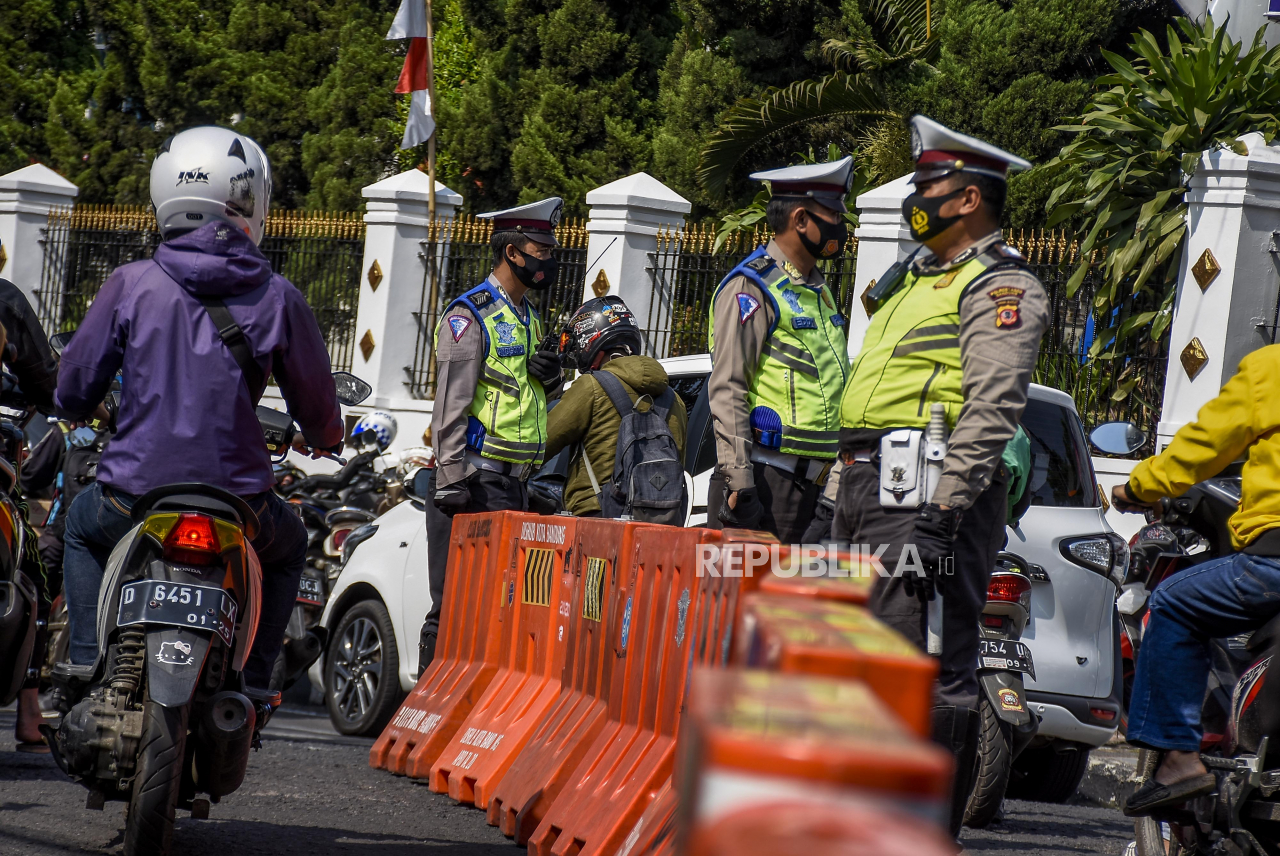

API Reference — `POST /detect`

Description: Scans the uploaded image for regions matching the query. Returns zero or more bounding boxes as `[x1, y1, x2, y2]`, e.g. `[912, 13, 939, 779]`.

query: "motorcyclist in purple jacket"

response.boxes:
[54, 126, 345, 696]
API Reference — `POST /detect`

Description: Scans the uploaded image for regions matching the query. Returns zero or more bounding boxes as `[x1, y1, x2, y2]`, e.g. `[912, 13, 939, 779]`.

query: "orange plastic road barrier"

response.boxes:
[616, 778, 677, 856]
[487, 518, 646, 842]
[692, 528, 776, 667]
[429, 512, 591, 803]
[688, 801, 957, 856]
[370, 511, 517, 776]
[528, 525, 722, 856]
[735, 594, 937, 738]
[757, 546, 875, 605]
[680, 668, 952, 838]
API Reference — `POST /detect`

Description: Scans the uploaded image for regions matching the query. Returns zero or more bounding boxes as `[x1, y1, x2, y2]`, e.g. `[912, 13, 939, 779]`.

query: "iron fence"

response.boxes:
[405, 216, 590, 399]
[38, 206, 365, 371]
[644, 224, 860, 360]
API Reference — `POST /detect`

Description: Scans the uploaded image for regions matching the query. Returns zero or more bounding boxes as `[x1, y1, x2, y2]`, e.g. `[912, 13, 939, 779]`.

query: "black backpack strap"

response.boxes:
[196, 295, 267, 404]
[591, 369, 638, 417]
[649, 387, 674, 421]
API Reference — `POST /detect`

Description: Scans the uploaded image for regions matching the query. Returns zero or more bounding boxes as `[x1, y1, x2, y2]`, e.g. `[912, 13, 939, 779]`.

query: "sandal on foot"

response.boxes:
[1123, 773, 1215, 817]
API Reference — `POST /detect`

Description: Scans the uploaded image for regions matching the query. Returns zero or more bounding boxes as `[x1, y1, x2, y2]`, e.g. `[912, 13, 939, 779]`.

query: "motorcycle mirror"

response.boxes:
[49, 331, 75, 356]
[1089, 421, 1146, 456]
[332, 371, 372, 407]
[402, 467, 430, 501]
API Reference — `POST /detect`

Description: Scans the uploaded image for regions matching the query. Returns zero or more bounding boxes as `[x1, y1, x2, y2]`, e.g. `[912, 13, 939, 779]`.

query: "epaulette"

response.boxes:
[745, 254, 774, 273]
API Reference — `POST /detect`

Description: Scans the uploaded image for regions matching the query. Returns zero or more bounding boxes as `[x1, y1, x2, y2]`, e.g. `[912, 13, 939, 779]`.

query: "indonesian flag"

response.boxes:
[387, 0, 434, 149]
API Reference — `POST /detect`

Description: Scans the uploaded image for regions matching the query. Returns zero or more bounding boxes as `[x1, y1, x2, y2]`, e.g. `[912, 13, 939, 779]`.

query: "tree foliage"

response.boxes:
[1046, 18, 1280, 360]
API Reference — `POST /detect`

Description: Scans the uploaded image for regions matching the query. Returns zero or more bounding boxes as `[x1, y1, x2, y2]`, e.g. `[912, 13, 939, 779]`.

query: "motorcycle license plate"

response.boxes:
[297, 576, 323, 605]
[117, 581, 237, 646]
[977, 639, 1035, 679]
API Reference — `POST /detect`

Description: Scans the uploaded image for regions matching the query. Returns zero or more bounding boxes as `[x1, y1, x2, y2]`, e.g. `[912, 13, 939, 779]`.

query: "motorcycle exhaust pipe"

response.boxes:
[196, 691, 256, 798]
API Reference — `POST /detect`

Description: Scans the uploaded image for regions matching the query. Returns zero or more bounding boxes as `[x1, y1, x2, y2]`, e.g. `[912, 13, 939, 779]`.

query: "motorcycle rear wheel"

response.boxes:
[124, 692, 189, 856]
[965, 695, 1014, 828]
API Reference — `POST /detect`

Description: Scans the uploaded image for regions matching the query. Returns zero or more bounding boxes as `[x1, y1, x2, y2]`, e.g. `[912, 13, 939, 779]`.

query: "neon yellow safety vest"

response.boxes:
[439, 281, 547, 467]
[710, 246, 849, 458]
[841, 250, 1016, 430]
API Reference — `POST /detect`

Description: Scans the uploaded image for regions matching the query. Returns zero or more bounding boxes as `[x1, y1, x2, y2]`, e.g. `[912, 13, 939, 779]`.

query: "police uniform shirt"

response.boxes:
[708, 238, 829, 493]
[917, 231, 1049, 509]
[429, 273, 533, 488]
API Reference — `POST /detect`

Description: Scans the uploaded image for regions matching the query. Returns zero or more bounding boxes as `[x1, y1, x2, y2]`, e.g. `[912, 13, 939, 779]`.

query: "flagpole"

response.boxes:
[422, 0, 443, 395]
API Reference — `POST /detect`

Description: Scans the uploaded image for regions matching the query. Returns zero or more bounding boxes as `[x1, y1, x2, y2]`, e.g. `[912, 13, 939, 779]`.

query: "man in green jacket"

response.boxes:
[545, 297, 687, 517]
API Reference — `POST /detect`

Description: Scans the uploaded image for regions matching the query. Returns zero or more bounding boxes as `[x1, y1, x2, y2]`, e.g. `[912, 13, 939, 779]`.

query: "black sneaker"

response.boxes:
[417, 632, 437, 679]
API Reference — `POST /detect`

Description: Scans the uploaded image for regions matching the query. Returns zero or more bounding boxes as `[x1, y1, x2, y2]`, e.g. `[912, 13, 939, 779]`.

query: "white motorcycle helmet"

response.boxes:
[150, 126, 273, 245]
[351, 411, 398, 452]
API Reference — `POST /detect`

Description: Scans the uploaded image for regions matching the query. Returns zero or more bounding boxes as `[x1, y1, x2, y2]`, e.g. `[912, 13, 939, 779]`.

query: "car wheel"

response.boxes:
[964, 695, 1013, 828]
[324, 600, 403, 737]
[1006, 741, 1091, 803]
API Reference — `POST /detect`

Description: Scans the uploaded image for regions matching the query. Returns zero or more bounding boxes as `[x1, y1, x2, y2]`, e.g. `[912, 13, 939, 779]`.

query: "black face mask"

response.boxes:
[511, 246, 559, 291]
[797, 211, 849, 260]
[902, 189, 964, 242]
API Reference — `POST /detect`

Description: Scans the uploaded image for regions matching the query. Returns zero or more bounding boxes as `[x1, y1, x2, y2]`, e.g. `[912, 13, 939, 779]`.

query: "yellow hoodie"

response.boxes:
[1130, 344, 1280, 550]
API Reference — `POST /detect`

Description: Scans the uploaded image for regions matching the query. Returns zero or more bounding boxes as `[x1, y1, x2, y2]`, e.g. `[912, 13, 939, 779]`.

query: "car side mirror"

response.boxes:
[49, 331, 74, 356]
[1089, 421, 1146, 456]
[332, 371, 372, 407]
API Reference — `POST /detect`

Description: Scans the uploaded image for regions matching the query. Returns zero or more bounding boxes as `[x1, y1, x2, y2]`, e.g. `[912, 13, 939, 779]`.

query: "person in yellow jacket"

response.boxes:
[1117, 344, 1280, 817]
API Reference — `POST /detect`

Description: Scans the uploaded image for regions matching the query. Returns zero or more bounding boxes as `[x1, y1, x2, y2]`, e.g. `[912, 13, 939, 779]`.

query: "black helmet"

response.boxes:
[560, 296, 643, 371]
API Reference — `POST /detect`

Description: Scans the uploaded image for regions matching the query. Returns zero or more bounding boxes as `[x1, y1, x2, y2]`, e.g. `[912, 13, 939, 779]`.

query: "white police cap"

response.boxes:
[749, 156, 855, 213]
[477, 196, 564, 246]
[910, 116, 1031, 183]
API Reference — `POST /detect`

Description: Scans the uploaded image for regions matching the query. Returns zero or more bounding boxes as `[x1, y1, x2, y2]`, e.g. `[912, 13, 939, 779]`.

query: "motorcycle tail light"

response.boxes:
[332, 527, 353, 551]
[987, 572, 1031, 606]
[163, 513, 221, 565]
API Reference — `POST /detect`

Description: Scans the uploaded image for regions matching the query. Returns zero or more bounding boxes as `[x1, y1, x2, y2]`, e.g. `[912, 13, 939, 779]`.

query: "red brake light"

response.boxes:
[163, 514, 221, 565]
[332, 527, 353, 550]
[987, 573, 1031, 605]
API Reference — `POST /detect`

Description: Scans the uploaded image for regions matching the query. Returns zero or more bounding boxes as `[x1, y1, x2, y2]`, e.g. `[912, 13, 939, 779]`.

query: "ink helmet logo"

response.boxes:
[177, 167, 211, 186]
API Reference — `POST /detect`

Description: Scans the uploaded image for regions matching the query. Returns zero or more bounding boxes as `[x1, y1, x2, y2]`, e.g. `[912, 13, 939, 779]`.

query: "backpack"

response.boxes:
[582, 370, 688, 526]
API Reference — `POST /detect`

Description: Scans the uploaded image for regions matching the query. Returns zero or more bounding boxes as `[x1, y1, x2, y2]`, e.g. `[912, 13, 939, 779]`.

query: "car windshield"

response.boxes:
[1021, 397, 1098, 508]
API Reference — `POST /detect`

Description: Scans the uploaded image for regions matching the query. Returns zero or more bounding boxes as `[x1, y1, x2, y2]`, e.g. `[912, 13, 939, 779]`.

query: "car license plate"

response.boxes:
[977, 639, 1035, 679]
[117, 581, 237, 646]
[297, 575, 323, 605]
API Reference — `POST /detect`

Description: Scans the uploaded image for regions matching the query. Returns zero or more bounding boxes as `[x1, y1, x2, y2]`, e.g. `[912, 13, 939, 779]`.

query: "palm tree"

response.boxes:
[697, 0, 939, 198]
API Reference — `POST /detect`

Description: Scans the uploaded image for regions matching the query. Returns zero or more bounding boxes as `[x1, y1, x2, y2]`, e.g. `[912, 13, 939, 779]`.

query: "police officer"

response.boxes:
[707, 158, 853, 541]
[833, 116, 1048, 836]
[418, 198, 564, 672]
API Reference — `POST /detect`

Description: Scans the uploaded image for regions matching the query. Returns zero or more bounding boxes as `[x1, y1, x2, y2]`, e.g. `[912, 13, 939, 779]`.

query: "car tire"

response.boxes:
[964, 696, 1013, 828]
[324, 599, 403, 737]
[1006, 741, 1091, 803]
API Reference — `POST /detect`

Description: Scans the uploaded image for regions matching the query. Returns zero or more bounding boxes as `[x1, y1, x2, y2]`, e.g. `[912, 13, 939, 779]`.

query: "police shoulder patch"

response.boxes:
[470, 289, 493, 308]
[736, 292, 761, 324]
[745, 255, 773, 273]
[447, 315, 472, 342]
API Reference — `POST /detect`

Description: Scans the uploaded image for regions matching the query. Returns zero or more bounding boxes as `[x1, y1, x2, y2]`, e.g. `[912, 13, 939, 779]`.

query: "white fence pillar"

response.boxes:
[353, 169, 461, 406]
[1157, 132, 1280, 449]
[848, 174, 917, 356]
[584, 173, 690, 354]
[0, 164, 79, 309]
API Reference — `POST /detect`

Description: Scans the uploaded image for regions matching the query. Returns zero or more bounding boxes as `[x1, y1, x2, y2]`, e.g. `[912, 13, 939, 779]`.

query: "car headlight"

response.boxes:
[340, 523, 378, 569]
[1060, 533, 1128, 588]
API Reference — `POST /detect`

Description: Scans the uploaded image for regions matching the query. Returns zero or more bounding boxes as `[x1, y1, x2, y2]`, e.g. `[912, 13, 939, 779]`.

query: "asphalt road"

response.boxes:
[0, 705, 1135, 856]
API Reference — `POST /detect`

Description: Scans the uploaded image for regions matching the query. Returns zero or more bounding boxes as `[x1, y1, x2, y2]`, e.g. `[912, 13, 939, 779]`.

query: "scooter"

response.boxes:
[44, 371, 370, 856]
[965, 550, 1040, 827]
[0, 373, 38, 712]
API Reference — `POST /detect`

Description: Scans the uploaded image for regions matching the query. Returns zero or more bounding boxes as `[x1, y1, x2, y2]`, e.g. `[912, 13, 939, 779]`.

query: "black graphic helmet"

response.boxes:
[560, 296, 642, 371]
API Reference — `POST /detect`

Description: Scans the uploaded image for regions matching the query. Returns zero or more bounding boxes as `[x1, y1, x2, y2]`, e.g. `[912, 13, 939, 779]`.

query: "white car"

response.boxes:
[318, 356, 1124, 801]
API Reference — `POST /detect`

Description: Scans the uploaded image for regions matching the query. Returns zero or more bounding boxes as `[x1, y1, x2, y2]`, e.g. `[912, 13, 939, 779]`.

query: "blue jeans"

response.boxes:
[1127, 551, 1280, 751]
[63, 481, 308, 689]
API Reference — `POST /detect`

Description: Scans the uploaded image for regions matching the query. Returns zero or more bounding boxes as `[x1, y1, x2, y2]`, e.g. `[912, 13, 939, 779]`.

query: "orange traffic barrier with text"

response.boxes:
[678, 667, 952, 854]
[370, 511, 516, 776]
[427, 513, 624, 805]
[616, 777, 677, 856]
[688, 801, 958, 856]
[487, 518, 649, 842]
[528, 525, 722, 856]
[735, 594, 937, 738]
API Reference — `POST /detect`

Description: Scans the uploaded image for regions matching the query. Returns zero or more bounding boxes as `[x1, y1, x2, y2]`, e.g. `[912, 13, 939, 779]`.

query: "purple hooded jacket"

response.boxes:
[55, 222, 345, 497]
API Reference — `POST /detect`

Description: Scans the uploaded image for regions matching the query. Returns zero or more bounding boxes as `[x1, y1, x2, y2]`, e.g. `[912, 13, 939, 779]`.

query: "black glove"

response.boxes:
[527, 350, 563, 388]
[718, 485, 764, 529]
[902, 503, 960, 603]
[433, 481, 470, 516]
[801, 496, 835, 544]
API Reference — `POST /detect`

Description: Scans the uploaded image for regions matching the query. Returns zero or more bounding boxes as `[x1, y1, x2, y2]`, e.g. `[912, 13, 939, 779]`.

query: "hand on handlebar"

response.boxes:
[1111, 482, 1158, 514]
[290, 433, 347, 465]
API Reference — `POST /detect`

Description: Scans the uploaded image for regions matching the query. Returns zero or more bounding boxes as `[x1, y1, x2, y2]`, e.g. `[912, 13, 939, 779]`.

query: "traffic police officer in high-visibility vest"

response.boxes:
[707, 158, 853, 542]
[418, 198, 565, 672]
[835, 116, 1048, 837]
